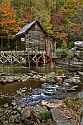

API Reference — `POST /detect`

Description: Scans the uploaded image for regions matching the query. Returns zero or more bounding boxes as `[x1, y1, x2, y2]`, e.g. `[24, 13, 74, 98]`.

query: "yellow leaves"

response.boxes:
[62, 0, 77, 17]
[0, 0, 15, 18]
[0, 19, 16, 25]
[56, 31, 67, 39]
[64, 0, 76, 8]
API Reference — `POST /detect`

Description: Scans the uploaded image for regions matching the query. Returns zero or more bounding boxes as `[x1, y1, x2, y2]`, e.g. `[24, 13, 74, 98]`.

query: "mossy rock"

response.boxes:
[56, 68, 64, 76]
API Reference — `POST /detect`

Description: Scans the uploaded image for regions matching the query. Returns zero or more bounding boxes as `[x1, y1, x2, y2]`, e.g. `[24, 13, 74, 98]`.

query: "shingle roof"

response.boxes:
[15, 20, 54, 39]
[16, 20, 36, 36]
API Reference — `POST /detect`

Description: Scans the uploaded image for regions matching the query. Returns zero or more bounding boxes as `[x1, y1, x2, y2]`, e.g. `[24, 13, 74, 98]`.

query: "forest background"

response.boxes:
[0, 0, 83, 48]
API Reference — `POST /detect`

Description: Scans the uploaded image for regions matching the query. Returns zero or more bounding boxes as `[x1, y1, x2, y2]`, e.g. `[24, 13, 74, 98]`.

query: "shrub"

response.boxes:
[39, 111, 50, 121]
[56, 68, 64, 76]
[56, 48, 74, 59]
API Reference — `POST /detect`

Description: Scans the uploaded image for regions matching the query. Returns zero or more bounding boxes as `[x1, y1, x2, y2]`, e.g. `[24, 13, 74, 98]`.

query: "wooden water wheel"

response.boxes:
[32, 54, 51, 66]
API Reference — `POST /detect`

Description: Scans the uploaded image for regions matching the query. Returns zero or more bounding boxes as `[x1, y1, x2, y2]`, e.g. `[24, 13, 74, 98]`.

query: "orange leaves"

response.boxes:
[0, 0, 20, 33]
[0, 19, 16, 25]
[56, 31, 68, 40]
[0, 0, 15, 18]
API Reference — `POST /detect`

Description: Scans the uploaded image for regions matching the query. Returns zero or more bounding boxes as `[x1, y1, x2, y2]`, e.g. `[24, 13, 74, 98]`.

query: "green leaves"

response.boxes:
[39, 111, 50, 121]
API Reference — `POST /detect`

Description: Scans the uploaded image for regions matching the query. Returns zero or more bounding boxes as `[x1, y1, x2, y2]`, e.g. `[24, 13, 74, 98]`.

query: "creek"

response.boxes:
[0, 64, 83, 125]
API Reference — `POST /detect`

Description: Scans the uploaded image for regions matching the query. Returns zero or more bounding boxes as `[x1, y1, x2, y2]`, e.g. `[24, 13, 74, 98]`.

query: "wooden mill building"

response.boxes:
[16, 20, 55, 66]
[0, 20, 56, 65]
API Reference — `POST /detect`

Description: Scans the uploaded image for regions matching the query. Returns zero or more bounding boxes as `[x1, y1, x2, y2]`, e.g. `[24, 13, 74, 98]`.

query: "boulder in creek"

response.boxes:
[4, 103, 9, 108]
[45, 72, 56, 82]
[21, 107, 32, 120]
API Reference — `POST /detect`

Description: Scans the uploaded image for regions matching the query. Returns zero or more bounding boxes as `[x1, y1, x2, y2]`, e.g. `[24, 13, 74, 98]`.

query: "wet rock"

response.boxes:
[13, 105, 18, 110]
[20, 103, 26, 108]
[11, 100, 16, 106]
[21, 87, 27, 93]
[32, 75, 37, 79]
[67, 85, 79, 92]
[22, 119, 33, 125]
[22, 107, 31, 120]
[40, 78, 46, 82]
[7, 79, 14, 83]
[9, 115, 15, 123]
[41, 100, 63, 108]
[32, 104, 49, 122]
[45, 72, 56, 82]
[12, 111, 18, 115]
[63, 82, 70, 86]
[22, 79, 27, 82]
[26, 76, 31, 79]
[28, 73, 34, 77]
[1, 78, 7, 84]
[17, 106, 22, 113]
[4, 103, 9, 108]
[0, 73, 6, 76]
[51, 106, 77, 125]
[55, 75, 65, 84]
[3, 120, 9, 125]
[41, 83, 48, 88]
[31, 70, 37, 74]
[64, 76, 80, 85]
[14, 114, 21, 124]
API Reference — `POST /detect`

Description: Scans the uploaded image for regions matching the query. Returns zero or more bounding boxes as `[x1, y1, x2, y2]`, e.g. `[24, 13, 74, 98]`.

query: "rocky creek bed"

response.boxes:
[0, 71, 83, 125]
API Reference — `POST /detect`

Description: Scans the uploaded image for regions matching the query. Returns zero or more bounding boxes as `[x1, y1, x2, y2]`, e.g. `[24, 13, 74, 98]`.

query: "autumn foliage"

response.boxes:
[0, 0, 20, 34]
[0, 0, 83, 45]
[22, 7, 32, 22]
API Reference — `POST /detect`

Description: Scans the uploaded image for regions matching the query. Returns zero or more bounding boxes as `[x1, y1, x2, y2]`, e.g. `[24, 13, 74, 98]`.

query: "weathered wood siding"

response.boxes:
[25, 24, 46, 52]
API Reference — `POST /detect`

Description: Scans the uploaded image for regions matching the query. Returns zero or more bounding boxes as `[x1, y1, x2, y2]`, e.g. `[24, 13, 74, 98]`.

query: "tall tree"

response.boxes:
[0, 0, 20, 34]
